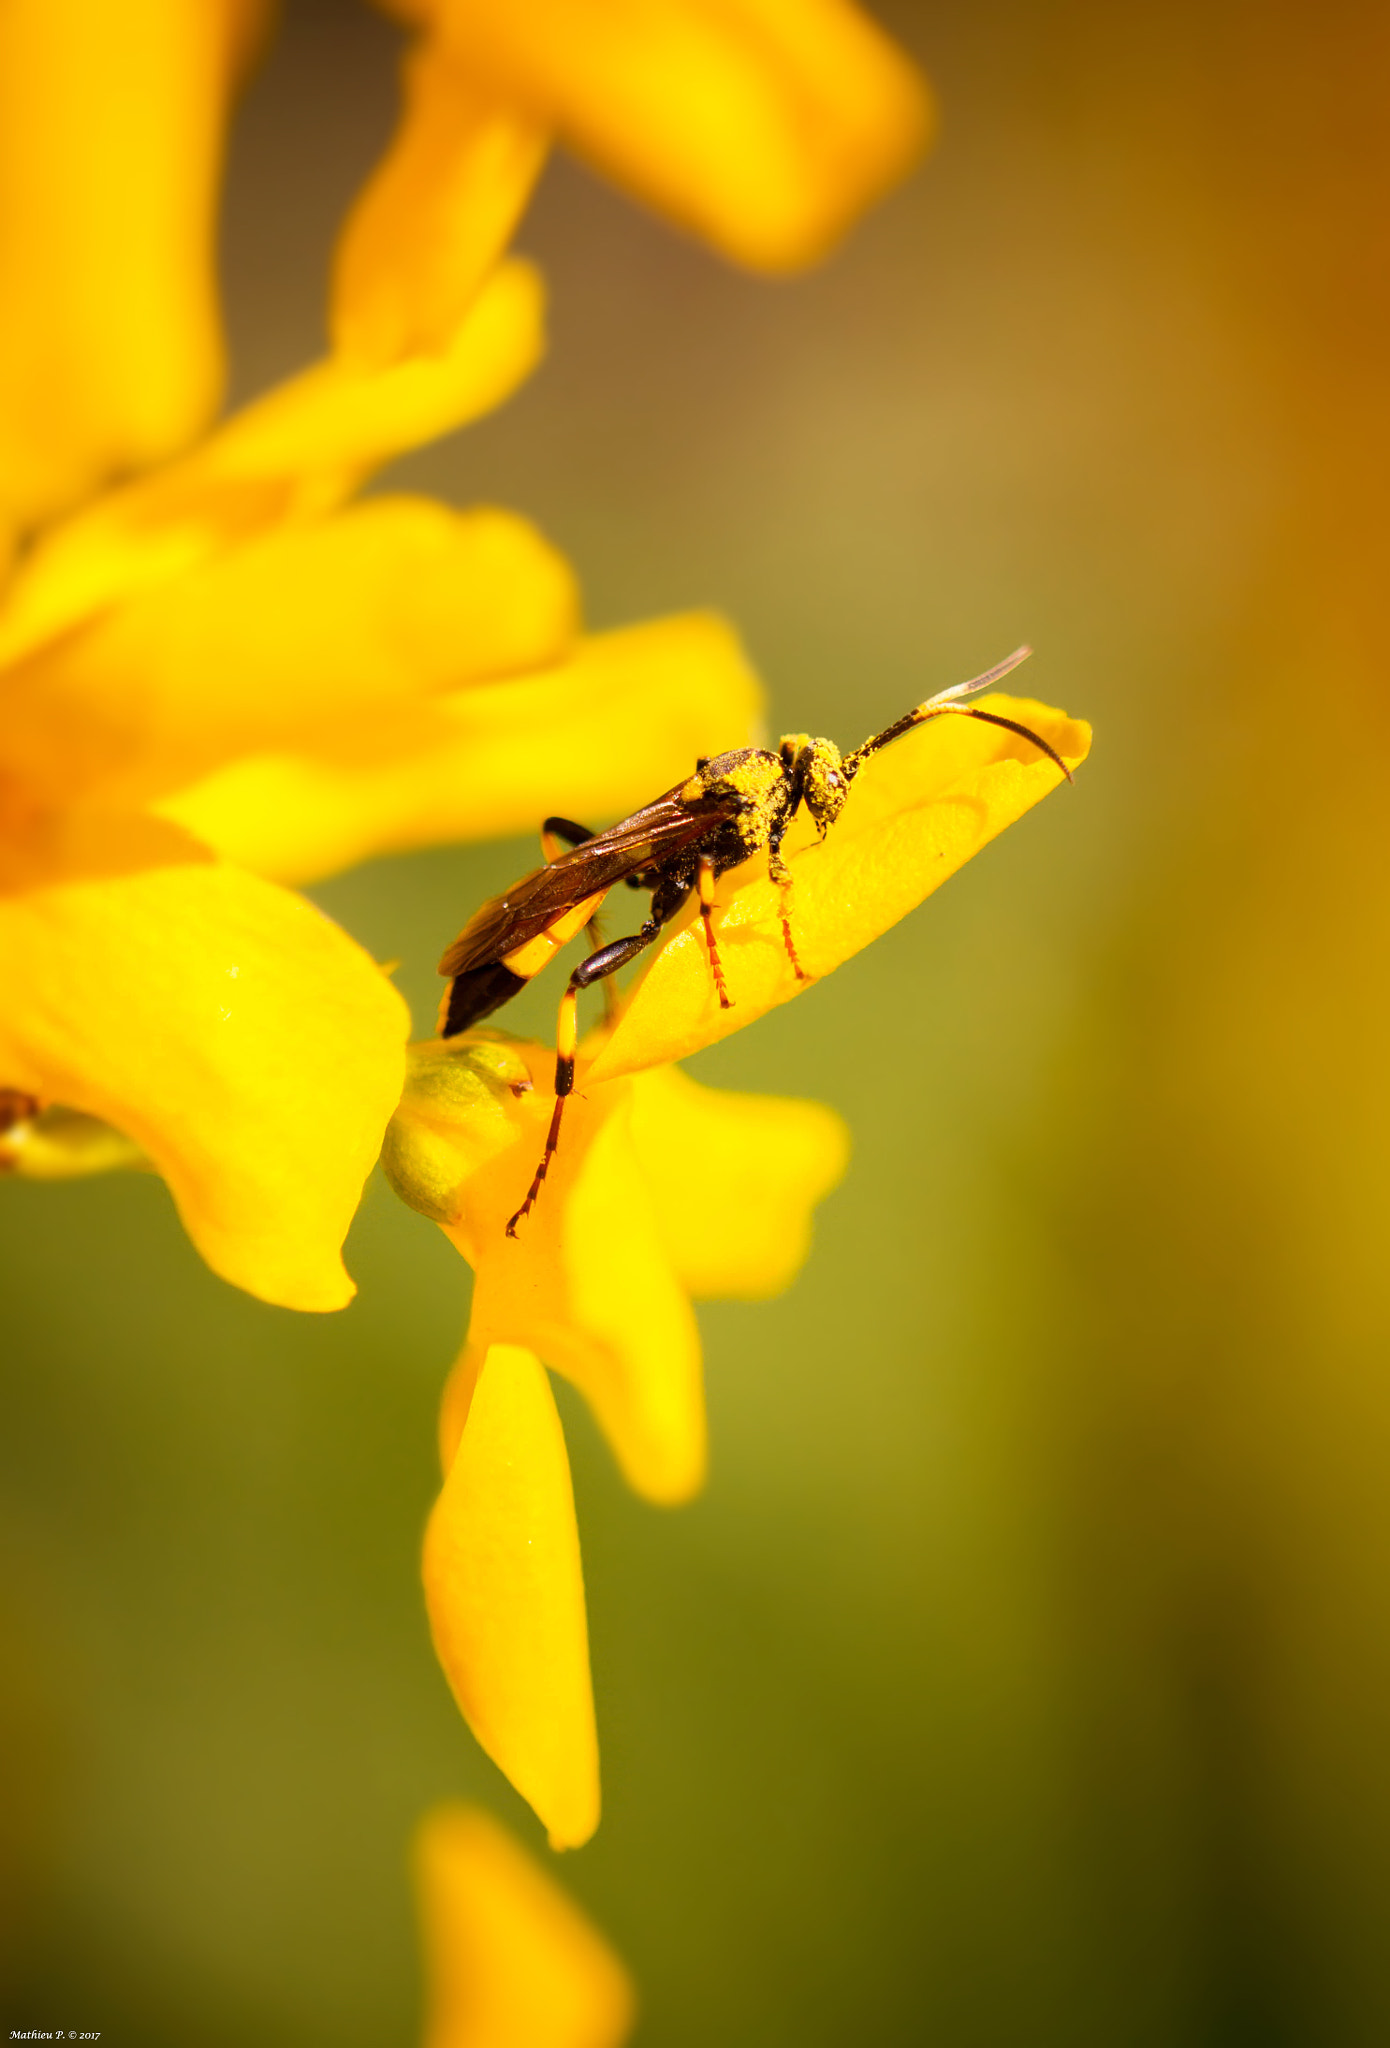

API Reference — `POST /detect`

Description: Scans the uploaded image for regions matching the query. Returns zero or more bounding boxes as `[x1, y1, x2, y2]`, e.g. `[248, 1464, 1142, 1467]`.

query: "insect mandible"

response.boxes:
[437, 646, 1070, 1236]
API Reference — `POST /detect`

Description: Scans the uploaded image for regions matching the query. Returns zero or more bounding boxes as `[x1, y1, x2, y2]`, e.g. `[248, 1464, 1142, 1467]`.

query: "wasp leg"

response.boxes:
[767, 833, 808, 982]
[590, 919, 618, 1024]
[697, 854, 734, 1009]
[541, 816, 618, 1019]
[540, 816, 596, 862]
[506, 924, 666, 1237]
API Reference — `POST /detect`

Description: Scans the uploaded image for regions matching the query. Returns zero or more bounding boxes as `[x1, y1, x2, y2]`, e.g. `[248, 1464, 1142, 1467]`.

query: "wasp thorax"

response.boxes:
[784, 735, 848, 834]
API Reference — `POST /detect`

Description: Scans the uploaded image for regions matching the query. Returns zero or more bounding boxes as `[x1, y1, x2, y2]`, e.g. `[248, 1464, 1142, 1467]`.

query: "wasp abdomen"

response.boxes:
[440, 960, 528, 1038]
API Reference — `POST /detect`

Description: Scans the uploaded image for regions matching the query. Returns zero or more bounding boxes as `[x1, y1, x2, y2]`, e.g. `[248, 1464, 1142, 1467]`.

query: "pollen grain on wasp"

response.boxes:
[434, 649, 1072, 1237]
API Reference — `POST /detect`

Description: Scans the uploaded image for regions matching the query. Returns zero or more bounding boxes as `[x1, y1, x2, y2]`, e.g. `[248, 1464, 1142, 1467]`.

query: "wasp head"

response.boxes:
[780, 733, 849, 837]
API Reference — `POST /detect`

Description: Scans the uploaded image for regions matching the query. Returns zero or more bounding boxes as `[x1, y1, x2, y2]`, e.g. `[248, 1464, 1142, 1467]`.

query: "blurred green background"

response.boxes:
[6, 0, 1390, 2040]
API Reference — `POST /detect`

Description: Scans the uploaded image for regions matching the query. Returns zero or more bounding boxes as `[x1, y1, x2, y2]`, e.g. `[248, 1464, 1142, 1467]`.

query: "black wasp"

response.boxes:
[438, 646, 1070, 1235]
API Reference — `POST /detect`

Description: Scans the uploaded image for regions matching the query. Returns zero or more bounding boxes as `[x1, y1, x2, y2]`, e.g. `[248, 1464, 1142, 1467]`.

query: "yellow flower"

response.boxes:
[337, 0, 933, 362]
[0, 168, 761, 1307]
[388, 692, 1090, 1842]
[385, 1035, 845, 1844]
[416, 1803, 636, 2048]
[0, 261, 540, 1309]
[408, 1057, 846, 1848]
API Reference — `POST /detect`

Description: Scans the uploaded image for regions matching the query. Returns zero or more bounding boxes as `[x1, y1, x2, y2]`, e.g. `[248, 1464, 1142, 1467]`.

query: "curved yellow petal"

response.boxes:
[334, 41, 548, 366]
[0, 0, 269, 534]
[628, 1065, 849, 1298]
[390, 1036, 706, 1505]
[423, 1344, 600, 1850]
[426, 0, 932, 270]
[415, 1805, 636, 2048]
[528, 1089, 706, 1502]
[4, 499, 577, 810]
[0, 259, 545, 666]
[433, 1064, 706, 1506]
[0, 811, 408, 1310]
[157, 610, 764, 885]
[590, 695, 1091, 1081]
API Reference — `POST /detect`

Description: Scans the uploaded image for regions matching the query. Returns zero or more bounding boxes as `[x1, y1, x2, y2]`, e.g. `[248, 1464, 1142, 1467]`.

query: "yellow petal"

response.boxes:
[423, 1344, 600, 1850]
[157, 610, 764, 884]
[436, 1061, 707, 1506]
[3, 498, 577, 810]
[0, 810, 408, 1310]
[628, 1065, 849, 1298]
[590, 694, 1091, 1081]
[0, 258, 545, 666]
[0, 0, 269, 535]
[415, 1805, 636, 2048]
[334, 41, 548, 366]
[425, 0, 932, 270]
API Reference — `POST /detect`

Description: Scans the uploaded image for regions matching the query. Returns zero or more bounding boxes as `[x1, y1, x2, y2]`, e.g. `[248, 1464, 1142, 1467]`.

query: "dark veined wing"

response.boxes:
[437, 782, 735, 978]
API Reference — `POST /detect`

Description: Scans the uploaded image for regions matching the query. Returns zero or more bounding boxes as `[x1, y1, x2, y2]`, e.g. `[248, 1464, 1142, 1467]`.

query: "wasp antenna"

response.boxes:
[923, 644, 1033, 710]
[844, 646, 1039, 779]
[932, 702, 1074, 782]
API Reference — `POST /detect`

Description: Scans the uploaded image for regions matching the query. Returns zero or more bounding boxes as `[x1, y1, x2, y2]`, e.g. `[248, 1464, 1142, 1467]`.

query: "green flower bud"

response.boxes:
[0, 1101, 149, 1179]
[380, 1036, 535, 1224]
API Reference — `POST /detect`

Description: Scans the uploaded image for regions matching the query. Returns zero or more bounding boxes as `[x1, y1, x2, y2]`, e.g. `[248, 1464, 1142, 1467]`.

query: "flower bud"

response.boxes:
[380, 1035, 535, 1224]
[0, 1099, 148, 1179]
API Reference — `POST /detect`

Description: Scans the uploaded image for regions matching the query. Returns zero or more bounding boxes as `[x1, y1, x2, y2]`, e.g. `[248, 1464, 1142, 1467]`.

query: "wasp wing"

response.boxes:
[437, 784, 734, 979]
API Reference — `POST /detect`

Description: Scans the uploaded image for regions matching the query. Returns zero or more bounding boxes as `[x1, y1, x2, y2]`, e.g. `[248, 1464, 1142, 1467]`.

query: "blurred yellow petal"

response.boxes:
[0, 810, 408, 1310]
[0, 258, 545, 666]
[422, 0, 932, 270]
[3, 498, 577, 810]
[157, 610, 764, 884]
[591, 695, 1091, 1081]
[0, 0, 270, 534]
[628, 1065, 849, 1298]
[434, 1063, 707, 1506]
[334, 41, 547, 366]
[423, 1344, 600, 1850]
[416, 1804, 636, 2048]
